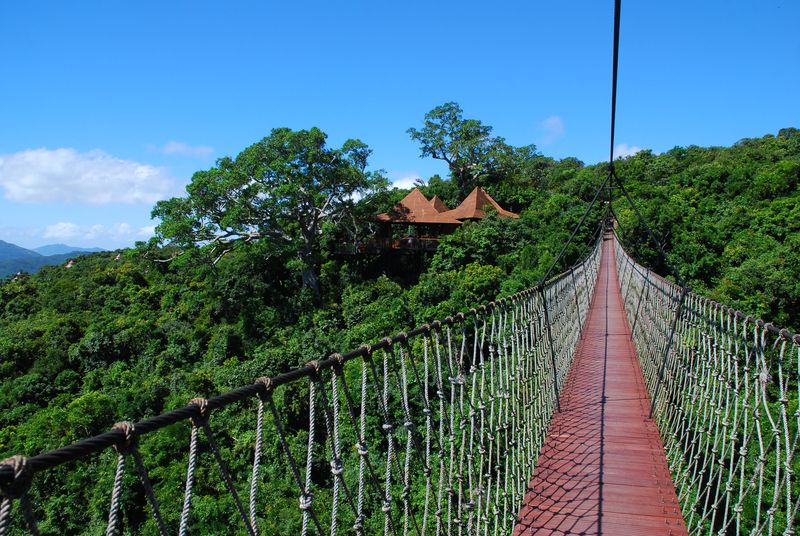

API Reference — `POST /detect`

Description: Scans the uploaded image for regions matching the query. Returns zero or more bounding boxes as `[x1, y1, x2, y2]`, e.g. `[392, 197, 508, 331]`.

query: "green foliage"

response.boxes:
[408, 102, 519, 199]
[0, 118, 798, 532]
[151, 127, 387, 296]
[612, 131, 800, 327]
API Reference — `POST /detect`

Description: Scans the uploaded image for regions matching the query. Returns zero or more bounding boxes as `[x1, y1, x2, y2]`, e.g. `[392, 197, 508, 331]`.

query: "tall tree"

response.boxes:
[151, 127, 385, 296]
[407, 102, 512, 198]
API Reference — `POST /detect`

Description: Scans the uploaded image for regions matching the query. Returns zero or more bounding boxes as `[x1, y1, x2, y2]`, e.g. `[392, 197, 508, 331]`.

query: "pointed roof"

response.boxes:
[430, 195, 449, 212]
[376, 188, 463, 224]
[440, 187, 519, 220]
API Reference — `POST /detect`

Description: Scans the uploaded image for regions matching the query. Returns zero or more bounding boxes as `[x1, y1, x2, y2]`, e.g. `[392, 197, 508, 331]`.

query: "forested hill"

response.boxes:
[0, 117, 797, 532]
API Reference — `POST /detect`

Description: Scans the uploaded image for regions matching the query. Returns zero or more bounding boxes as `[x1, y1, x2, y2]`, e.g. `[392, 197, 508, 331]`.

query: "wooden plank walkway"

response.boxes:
[514, 233, 688, 535]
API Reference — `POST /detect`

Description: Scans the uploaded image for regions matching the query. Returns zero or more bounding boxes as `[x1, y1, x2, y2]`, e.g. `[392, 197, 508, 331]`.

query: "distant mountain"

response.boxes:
[33, 244, 105, 256]
[0, 240, 105, 277]
[0, 253, 76, 278]
[0, 240, 42, 261]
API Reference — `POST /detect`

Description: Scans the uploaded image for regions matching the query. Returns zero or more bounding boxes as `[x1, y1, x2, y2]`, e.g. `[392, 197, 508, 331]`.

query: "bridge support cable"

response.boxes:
[0, 238, 603, 535]
[613, 232, 800, 535]
[604, 0, 694, 419]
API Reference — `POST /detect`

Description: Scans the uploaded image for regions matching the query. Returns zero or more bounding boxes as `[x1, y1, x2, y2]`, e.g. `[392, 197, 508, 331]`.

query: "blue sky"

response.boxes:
[0, 1, 797, 249]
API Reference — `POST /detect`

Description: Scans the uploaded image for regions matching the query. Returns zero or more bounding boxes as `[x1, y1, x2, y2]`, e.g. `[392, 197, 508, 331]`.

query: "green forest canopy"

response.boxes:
[0, 103, 798, 531]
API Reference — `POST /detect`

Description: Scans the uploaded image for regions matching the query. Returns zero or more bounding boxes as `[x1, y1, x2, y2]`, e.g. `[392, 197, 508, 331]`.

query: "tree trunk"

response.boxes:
[301, 266, 321, 300]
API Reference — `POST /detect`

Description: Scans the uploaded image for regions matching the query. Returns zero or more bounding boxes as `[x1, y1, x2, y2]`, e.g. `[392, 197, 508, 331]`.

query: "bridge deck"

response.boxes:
[514, 234, 688, 535]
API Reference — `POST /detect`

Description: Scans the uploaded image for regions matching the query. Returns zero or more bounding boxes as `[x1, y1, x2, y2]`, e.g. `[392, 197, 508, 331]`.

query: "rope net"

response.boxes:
[0, 238, 602, 535]
[613, 231, 800, 536]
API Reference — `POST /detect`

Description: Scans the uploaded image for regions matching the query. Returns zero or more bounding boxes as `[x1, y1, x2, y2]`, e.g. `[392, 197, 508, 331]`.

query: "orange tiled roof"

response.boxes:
[440, 187, 519, 220]
[376, 188, 463, 224]
[430, 195, 449, 212]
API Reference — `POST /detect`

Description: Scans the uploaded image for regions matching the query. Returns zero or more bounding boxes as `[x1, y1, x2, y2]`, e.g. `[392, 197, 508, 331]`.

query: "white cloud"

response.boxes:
[388, 171, 424, 190]
[537, 116, 566, 145]
[614, 143, 642, 158]
[43, 221, 145, 242]
[43, 222, 81, 239]
[138, 225, 156, 237]
[0, 148, 176, 205]
[150, 140, 214, 158]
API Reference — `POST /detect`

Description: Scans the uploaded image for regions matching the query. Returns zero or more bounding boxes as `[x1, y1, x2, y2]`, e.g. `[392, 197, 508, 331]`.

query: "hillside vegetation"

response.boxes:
[0, 104, 797, 532]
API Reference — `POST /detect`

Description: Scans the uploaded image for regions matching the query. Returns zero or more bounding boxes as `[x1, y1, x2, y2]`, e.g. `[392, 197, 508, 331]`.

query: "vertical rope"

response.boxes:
[249, 378, 271, 534]
[179, 422, 199, 536]
[303, 378, 317, 536]
[190, 398, 256, 536]
[356, 357, 368, 536]
[0, 456, 39, 536]
[105, 452, 126, 536]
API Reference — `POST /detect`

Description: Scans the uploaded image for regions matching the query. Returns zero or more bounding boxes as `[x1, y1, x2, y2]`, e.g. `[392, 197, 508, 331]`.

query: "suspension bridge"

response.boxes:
[2, 1, 799, 533]
[0, 221, 798, 535]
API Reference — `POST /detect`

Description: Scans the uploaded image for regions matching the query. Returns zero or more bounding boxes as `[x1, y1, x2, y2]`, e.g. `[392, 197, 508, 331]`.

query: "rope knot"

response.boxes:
[421, 323, 431, 333]
[305, 360, 321, 376]
[330, 457, 344, 476]
[189, 398, 210, 425]
[431, 320, 442, 331]
[255, 376, 273, 400]
[444, 316, 454, 325]
[469, 308, 477, 316]
[111, 421, 137, 454]
[356, 442, 369, 457]
[329, 352, 345, 365]
[381, 423, 394, 434]
[455, 312, 465, 322]
[450, 373, 466, 385]
[381, 336, 393, 348]
[0, 455, 33, 499]
[381, 500, 392, 513]
[299, 492, 314, 510]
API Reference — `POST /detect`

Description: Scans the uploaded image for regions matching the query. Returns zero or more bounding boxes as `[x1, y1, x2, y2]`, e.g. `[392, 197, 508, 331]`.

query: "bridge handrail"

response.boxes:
[612, 229, 799, 344]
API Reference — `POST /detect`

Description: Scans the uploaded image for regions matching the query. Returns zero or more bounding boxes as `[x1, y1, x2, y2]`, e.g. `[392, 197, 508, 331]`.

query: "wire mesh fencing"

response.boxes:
[614, 232, 800, 536]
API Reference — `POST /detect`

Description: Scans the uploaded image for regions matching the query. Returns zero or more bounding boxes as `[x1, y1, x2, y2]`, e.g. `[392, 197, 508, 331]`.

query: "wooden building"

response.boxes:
[373, 187, 518, 251]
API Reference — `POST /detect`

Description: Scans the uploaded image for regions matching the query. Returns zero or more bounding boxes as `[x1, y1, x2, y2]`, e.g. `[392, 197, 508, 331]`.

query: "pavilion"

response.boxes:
[373, 187, 518, 251]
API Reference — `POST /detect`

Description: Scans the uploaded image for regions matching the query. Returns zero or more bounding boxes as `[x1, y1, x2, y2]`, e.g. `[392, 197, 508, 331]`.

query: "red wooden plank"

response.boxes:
[513, 233, 688, 535]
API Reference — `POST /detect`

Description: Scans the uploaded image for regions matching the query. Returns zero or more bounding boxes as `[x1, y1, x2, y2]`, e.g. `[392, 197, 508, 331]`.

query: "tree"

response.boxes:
[152, 127, 385, 296]
[407, 102, 513, 198]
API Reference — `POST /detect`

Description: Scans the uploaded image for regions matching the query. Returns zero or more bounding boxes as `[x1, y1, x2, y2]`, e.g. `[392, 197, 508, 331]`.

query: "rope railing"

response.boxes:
[0, 237, 602, 535]
[612, 231, 800, 536]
